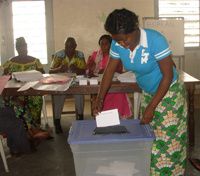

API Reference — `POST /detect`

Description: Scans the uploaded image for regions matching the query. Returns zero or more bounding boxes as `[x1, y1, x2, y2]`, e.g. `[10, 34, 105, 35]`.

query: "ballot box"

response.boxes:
[68, 119, 155, 176]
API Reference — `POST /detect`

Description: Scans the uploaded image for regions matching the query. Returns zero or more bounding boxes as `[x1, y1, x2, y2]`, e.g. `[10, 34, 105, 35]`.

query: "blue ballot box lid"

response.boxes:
[68, 119, 155, 145]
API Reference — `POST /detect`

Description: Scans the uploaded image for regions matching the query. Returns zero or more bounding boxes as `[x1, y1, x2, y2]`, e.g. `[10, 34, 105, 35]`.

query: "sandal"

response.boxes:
[189, 158, 200, 171]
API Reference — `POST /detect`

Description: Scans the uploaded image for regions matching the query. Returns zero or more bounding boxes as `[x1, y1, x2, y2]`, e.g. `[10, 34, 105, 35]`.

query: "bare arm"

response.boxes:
[141, 55, 174, 124]
[93, 58, 120, 115]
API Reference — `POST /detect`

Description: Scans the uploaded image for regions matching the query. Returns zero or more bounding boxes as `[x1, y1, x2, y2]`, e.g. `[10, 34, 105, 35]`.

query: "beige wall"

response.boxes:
[52, 0, 200, 80]
[53, 0, 154, 59]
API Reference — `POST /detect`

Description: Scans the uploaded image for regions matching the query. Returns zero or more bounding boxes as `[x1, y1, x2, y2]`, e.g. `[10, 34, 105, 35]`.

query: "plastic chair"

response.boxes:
[0, 134, 9, 172]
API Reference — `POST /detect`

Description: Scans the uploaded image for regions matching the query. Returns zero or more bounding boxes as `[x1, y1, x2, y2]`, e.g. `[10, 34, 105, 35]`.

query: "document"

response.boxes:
[34, 78, 73, 91]
[17, 81, 39, 92]
[12, 70, 43, 82]
[40, 74, 71, 84]
[117, 71, 136, 83]
[96, 109, 120, 127]
[17, 78, 73, 92]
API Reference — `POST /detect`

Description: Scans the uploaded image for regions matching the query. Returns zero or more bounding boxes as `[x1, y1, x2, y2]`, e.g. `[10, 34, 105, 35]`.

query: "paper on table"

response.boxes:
[40, 74, 71, 84]
[34, 78, 73, 91]
[12, 70, 43, 82]
[97, 73, 119, 82]
[96, 109, 120, 127]
[17, 81, 39, 91]
[17, 78, 73, 92]
[5, 79, 24, 88]
[117, 71, 136, 83]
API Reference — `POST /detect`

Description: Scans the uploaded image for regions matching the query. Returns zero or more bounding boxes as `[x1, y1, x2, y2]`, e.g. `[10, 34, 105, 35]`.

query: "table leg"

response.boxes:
[51, 95, 56, 120]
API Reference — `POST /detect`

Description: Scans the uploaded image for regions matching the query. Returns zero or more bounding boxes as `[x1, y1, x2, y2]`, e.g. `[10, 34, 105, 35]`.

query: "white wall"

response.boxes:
[53, 0, 155, 60]
[52, 0, 200, 80]
[185, 50, 200, 79]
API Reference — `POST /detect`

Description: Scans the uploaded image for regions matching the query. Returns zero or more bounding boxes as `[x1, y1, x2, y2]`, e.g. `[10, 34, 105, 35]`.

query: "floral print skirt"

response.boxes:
[6, 96, 43, 130]
[140, 78, 188, 176]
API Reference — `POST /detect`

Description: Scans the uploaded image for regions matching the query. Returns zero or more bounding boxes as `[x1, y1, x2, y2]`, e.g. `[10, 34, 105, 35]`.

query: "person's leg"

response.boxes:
[140, 79, 187, 175]
[74, 95, 84, 120]
[52, 95, 66, 133]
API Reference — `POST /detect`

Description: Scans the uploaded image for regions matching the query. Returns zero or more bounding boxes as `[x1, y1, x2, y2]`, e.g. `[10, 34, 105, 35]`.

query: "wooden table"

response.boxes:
[180, 72, 200, 147]
[2, 71, 200, 147]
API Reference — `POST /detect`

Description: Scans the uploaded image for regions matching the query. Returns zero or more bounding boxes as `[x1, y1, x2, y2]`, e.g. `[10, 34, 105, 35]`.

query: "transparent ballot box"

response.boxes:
[68, 119, 155, 176]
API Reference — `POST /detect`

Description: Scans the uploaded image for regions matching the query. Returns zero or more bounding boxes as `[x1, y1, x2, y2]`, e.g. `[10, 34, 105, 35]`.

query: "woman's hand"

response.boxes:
[92, 96, 104, 117]
[87, 60, 96, 72]
[140, 105, 155, 124]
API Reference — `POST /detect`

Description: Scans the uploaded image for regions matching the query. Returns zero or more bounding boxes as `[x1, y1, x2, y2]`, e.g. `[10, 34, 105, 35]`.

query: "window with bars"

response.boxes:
[12, 0, 47, 64]
[158, 0, 200, 47]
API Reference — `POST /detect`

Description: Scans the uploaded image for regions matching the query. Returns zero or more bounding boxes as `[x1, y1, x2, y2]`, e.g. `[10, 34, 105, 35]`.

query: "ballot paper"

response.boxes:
[96, 109, 120, 127]
[89, 78, 98, 85]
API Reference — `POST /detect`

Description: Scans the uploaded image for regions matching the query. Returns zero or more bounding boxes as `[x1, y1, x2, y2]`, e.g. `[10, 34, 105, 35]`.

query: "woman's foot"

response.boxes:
[32, 131, 50, 139]
[189, 158, 200, 171]
[28, 128, 53, 140]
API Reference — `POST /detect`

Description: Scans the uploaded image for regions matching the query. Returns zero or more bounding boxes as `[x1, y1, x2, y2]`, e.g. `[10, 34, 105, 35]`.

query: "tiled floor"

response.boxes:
[0, 95, 200, 176]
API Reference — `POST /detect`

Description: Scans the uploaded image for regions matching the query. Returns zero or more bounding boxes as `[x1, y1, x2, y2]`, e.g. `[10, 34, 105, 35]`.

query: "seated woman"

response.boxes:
[0, 101, 34, 156]
[87, 34, 132, 119]
[0, 76, 33, 156]
[3, 37, 51, 140]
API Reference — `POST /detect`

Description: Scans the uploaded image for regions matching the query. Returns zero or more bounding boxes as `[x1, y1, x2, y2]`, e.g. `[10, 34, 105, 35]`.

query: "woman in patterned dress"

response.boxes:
[93, 9, 187, 175]
[3, 37, 50, 140]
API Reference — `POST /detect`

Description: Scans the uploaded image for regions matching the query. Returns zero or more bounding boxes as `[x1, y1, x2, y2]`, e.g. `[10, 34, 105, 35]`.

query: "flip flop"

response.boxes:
[189, 158, 200, 171]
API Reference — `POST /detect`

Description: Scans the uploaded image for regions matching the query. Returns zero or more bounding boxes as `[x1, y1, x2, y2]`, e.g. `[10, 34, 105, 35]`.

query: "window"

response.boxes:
[158, 0, 200, 47]
[12, 1, 47, 64]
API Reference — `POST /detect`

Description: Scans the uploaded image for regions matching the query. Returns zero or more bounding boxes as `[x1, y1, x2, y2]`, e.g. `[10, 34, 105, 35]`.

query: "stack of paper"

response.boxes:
[89, 78, 98, 85]
[117, 71, 136, 83]
[12, 70, 43, 82]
